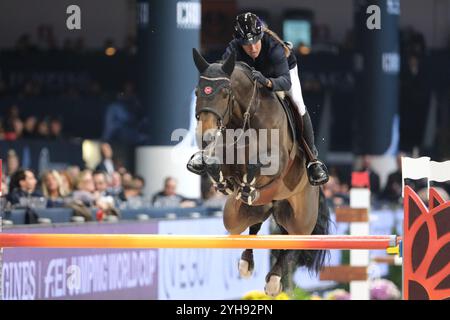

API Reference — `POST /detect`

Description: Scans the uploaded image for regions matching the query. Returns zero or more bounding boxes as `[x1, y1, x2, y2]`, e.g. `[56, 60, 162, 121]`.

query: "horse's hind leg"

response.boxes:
[264, 225, 298, 297]
[239, 222, 263, 279]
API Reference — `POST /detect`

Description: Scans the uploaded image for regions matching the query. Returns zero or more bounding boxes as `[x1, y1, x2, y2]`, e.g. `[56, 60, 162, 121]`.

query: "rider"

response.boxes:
[187, 12, 329, 186]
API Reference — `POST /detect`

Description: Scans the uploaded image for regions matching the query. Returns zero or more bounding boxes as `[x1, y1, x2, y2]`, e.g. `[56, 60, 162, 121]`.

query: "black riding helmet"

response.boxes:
[234, 12, 264, 45]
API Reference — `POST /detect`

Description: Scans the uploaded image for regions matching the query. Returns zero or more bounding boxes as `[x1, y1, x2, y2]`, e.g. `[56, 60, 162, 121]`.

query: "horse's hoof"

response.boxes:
[264, 275, 282, 297]
[238, 259, 253, 279]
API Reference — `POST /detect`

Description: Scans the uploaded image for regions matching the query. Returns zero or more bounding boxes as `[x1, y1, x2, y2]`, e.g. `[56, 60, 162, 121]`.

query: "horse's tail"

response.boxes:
[296, 188, 331, 274]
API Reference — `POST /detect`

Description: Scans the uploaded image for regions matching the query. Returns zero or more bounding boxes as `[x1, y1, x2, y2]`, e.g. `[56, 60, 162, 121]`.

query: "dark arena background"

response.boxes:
[0, 0, 449, 303]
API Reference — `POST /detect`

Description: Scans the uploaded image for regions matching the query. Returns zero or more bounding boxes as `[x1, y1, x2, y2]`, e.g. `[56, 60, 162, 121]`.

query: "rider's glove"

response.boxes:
[251, 70, 270, 87]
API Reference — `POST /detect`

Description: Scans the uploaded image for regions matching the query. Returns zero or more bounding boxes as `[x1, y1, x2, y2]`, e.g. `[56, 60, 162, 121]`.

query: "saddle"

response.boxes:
[274, 92, 303, 148]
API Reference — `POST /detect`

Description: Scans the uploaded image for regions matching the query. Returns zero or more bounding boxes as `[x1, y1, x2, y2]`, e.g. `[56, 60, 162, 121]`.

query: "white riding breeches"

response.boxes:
[288, 65, 307, 116]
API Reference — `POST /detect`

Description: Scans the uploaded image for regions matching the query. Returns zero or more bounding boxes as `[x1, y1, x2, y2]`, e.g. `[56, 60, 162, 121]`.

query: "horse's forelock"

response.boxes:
[202, 63, 228, 78]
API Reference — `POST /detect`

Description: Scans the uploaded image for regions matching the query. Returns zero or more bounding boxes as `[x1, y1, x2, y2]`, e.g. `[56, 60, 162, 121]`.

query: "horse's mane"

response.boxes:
[216, 60, 254, 82]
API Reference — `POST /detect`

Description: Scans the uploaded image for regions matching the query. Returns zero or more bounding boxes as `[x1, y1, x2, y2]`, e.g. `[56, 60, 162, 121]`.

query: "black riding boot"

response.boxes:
[302, 111, 329, 186]
[187, 151, 207, 175]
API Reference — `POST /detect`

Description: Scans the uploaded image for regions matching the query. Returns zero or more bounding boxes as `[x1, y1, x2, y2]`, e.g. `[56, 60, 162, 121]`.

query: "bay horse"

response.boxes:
[192, 48, 329, 296]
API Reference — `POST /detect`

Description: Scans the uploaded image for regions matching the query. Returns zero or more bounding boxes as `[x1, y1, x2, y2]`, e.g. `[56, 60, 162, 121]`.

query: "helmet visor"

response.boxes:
[237, 31, 263, 45]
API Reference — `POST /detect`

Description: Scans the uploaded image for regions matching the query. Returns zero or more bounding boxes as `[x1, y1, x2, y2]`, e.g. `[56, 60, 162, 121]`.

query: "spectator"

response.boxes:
[152, 177, 196, 208]
[4, 117, 23, 141]
[121, 172, 133, 186]
[41, 170, 67, 207]
[72, 170, 97, 207]
[323, 174, 349, 208]
[93, 170, 116, 209]
[7, 169, 42, 206]
[382, 154, 406, 203]
[35, 118, 50, 139]
[118, 179, 142, 203]
[49, 117, 64, 140]
[359, 155, 381, 198]
[72, 170, 119, 218]
[22, 116, 38, 139]
[107, 171, 123, 196]
[59, 170, 74, 195]
[6, 149, 20, 180]
[133, 175, 145, 196]
[66, 165, 81, 184]
[93, 170, 110, 195]
[96, 143, 115, 176]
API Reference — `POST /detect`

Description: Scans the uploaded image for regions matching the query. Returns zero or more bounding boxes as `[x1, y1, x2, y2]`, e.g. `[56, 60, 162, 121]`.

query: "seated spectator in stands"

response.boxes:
[72, 170, 97, 207]
[359, 155, 381, 198]
[7, 169, 43, 206]
[22, 116, 38, 139]
[382, 153, 405, 203]
[41, 170, 68, 208]
[6, 149, 20, 186]
[73, 170, 119, 218]
[133, 175, 145, 196]
[35, 118, 50, 139]
[96, 142, 115, 176]
[93, 170, 115, 207]
[107, 171, 123, 196]
[49, 117, 64, 140]
[118, 180, 144, 209]
[93, 170, 111, 196]
[323, 174, 349, 208]
[152, 177, 196, 208]
[121, 171, 133, 186]
[3, 116, 23, 141]
[59, 170, 74, 196]
[67, 165, 81, 184]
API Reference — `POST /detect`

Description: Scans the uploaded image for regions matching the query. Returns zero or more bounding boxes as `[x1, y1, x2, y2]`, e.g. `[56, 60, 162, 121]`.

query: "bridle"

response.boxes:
[195, 73, 282, 191]
[195, 76, 235, 133]
[195, 75, 257, 136]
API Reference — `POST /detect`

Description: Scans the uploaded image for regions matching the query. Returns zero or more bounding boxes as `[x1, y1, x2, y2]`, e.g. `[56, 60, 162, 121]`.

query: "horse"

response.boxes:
[192, 48, 330, 296]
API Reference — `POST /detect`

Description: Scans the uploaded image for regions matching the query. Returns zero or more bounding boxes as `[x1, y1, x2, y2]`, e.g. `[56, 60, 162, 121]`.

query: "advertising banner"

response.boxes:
[158, 218, 270, 300]
[2, 222, 158, 300]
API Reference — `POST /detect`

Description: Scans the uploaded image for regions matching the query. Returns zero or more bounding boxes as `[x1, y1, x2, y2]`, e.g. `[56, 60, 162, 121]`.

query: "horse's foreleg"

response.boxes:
[237, 161, 263, 205]
[205, 159, 234, 195]
[239, 222, 263, 279]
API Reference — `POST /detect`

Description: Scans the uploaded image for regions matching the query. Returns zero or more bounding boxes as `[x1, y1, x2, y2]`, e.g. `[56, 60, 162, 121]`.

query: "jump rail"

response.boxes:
[0, 234, 398, 250]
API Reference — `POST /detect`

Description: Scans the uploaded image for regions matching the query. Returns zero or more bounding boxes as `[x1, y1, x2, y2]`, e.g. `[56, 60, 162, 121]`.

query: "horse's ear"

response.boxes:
[221, 51, 235, 76]
[193, 48, 210, 74]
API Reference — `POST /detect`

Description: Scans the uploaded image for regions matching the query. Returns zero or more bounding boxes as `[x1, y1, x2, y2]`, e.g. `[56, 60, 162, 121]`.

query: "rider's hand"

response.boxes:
[251, 70, 270, 87]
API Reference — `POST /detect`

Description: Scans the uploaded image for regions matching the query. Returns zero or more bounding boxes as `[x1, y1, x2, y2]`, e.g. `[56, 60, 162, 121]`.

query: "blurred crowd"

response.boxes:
[1, 142, 226, 223]
[0, 105, 64, 141]
[13, 26, 137, 56]
[323, 154, 450, 209]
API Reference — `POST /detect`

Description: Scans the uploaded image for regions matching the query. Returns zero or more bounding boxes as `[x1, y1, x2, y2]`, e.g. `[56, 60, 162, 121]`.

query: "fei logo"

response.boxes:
[176, 1, 201, 29]
[44, 259, 81, 298]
